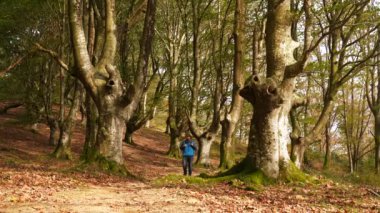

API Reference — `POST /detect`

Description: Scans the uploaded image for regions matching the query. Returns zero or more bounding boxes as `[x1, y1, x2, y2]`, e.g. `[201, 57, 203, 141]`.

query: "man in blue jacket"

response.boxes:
[180, 135, 197, 176]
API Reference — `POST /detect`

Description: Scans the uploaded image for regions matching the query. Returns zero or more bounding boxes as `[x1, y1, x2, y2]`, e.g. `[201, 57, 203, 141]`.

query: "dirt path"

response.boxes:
[0, 104, 379, 212]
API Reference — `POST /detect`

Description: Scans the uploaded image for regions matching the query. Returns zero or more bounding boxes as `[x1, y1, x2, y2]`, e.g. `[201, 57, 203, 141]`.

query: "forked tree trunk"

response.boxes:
[239, 0, 304, 178]
[69, 0, 156, 170]
[197, 133, 216, 167]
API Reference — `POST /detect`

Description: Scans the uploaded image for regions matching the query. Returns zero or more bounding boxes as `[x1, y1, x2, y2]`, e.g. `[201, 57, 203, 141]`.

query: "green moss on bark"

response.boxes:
[80, 149, 129, 176]
[279, 161, 311, 183]
[52, 147, 73, 160]
[155, 160, 315, 190]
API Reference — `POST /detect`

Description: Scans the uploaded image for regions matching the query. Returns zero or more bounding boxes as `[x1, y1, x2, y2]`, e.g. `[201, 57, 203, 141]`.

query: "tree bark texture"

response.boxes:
[219, 0, 245, 169]
[240, 0, 301, 178]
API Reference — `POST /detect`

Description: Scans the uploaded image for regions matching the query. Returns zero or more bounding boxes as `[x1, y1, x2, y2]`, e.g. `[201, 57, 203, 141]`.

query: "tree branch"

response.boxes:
[0, 54, 29, 77]
[34, 43, 69, 71]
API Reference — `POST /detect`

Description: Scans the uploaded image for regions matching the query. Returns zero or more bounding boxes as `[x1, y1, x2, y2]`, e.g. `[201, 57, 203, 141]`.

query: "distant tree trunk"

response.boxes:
[124, 111, 153, 145]
[188, 0, 223, 167]
[167, 67, 180, 157]
[54, 81, 83, 159]
[323, 122, 331, 169]
[366, 55, 380, 174]
[124, 64, 165, 146]
[124, 128, 134, 145]
[47, 118, 58, 146]
[159, 0, 187, 158]
[82, 93, 98, 160]
[41, 59, 58, 147]
[219, 0, 245, 169]
[166, 70, 181, 158]
[290, 99, 307, 168]
[375, 116, 380, 173]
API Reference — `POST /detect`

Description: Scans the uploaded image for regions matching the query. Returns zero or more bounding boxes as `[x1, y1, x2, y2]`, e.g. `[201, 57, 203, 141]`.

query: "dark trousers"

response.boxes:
[182, 156, 193, 176]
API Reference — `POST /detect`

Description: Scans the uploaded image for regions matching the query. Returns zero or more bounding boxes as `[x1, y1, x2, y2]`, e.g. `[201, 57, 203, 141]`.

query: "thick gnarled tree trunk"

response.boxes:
[69, 0, 156, 171]
[239, 0, 306, 178]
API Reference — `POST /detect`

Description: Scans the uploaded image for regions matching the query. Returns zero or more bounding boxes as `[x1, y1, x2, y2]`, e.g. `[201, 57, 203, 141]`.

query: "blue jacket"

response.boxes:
[180, 140, 197, 157]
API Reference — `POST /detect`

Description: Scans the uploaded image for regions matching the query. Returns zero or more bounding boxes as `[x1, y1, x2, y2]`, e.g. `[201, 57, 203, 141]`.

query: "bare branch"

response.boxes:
[0, 55, 28, 77]
[34, 43, 69, 71]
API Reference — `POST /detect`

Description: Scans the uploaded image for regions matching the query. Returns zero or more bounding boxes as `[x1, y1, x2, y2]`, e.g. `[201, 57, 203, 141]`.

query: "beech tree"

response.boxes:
[68, 0, 156, 170]
[236, 0, 313, 178]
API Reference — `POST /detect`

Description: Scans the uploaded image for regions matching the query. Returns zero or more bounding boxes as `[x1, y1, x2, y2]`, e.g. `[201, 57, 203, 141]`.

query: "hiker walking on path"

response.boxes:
[180, 135, 197, 176]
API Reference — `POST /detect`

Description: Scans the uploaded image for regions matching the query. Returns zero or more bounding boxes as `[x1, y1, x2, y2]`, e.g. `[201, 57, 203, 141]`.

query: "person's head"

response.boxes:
[185, 135, 191, 140]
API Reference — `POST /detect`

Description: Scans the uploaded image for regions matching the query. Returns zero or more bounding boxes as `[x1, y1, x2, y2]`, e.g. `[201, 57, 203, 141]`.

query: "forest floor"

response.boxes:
[0, 103, 379, 212]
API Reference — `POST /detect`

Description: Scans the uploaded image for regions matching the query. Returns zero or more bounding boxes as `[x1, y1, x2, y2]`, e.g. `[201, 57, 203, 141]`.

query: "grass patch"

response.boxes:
[155, 160, 318, 191]
[318, 170, 380, 187]
[154, 170, 274, 191]
[153, 174, 210, 186]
